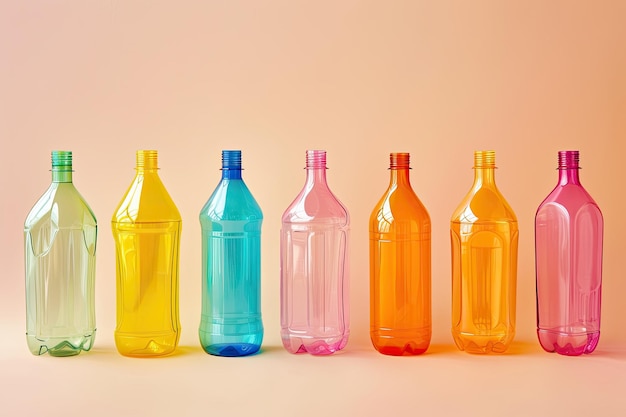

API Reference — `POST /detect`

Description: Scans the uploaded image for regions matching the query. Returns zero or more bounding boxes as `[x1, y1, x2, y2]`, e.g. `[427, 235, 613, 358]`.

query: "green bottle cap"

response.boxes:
[52, 151, 73, 171]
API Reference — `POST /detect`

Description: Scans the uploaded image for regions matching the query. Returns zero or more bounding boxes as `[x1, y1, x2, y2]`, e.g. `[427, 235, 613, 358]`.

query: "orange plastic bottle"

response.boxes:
[451, 150, 518, 353]
[369, 152, 431, 355]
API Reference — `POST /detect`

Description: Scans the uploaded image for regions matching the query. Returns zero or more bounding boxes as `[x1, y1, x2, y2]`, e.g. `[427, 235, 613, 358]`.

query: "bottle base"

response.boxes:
[203, 343, 261, 357]
[452, 331, 513, 354]
[281, 333, 349, 355]
[371, 340, 429, 356]
[27, 331, 96, 357]
[537, 329, 599, 356]
[374, 344, 428, 356]
[370, 328, 431, 356]
[199, 324, 263, 357]
[115, 331, 179, 357]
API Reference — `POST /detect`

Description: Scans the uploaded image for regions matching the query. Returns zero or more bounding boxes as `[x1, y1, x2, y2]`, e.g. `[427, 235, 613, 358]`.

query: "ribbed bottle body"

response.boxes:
[112, 150, 181, 357]
[24, 151, 97, 356]
[280, 150, 350, 355]
[535, 151, 603, 355]
[199, 150, 264, 357]
[369, 153, 431, 356]
[112, 220, 181, 356]
[451, 151, 518, 354]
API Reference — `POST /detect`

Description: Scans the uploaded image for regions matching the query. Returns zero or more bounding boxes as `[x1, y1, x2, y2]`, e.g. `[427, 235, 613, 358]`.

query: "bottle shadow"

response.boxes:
[82, 344, 205, 359]
[426, 341, 542, 356]
[567, 346, 626, 361]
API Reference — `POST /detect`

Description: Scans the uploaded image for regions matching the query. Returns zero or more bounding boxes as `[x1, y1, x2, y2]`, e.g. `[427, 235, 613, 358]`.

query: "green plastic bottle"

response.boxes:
[24, 151, 97, 356]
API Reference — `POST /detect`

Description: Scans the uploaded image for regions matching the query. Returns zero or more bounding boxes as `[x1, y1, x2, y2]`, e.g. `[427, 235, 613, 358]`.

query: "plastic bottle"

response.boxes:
[451, 150, 518, 353]
[112, 150, 182, 357]
[369, 152, 431, 355]
[199, 150, 264, 357]
[280, 150, 350, 355]
[24, 151, 97, 356]
[535, 150, 603, 355]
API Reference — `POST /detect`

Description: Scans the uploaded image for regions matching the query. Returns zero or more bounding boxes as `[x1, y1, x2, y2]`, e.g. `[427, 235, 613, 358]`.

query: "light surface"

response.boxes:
[1, 1, 625, 415]
[2, 322, 626, 416]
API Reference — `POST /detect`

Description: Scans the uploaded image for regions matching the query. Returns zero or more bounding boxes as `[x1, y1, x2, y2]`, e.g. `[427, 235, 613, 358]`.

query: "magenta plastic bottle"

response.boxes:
[535, 150, 603, 355]
[280, 150, 350, 355]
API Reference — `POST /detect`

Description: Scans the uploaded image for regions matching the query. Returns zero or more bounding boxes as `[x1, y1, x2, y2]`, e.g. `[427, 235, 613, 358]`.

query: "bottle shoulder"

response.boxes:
[282, 183, 349, 225]
[536, 200, 603, 226]
[370, 185, 430, 230]
[112, 173, 181, 223]
[537, 183, 602, 217]
[25, 183, 97, 229]
[200, 179, 263, 222]
[451, 185, 517, 223]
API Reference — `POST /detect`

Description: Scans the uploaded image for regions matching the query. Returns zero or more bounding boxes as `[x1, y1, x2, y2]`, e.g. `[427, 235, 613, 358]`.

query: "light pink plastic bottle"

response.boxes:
[535, 150, 603, 355]
[280, 150, 350, 355]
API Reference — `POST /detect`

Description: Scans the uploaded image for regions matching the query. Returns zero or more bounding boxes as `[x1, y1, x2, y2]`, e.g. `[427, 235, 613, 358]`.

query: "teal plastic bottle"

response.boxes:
[199, 150, 264, 356]
[24, 151, 97, 356]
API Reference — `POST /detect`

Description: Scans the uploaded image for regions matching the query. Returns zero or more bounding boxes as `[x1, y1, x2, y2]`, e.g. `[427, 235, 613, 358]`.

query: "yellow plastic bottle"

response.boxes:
[112, 150, 182, 357]
[451, 150, 518, 353]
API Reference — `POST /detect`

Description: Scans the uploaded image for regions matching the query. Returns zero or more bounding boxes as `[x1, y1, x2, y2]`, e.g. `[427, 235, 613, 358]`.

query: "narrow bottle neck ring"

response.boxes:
[305, 150, 327, 170]
[136, 150, 159, 171]
[389, 152, 411, 185]
[558, 150, 580, 170]
[51, 150, 73, 183]
[472, 151, 497, 185]
[389, 152, 410, 170]
[473, 150, 496, 169]
[304, 150, 328, 186]
[557, 150, 581, 184]
[221, 150, 243, 179]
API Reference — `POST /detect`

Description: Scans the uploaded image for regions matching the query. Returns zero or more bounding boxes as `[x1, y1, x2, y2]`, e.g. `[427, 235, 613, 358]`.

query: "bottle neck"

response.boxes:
[52, 169, 72, 183]
[390, 168, 411, 186]
[51, 151, 73, 183]
[136, 167, 159, 175]
[557, 151, 581, 185]
[222, 169, 242, 180]
[558, 167, 581, 185]
[472, 151, 497, 188]
[136, 150, 159, 175]
[389, 152, 411, 186]
[473, 167, 496, 187]
[304, 150, 329, 186]
[221, 150, 243, 180]
[305, 167, 328, 186]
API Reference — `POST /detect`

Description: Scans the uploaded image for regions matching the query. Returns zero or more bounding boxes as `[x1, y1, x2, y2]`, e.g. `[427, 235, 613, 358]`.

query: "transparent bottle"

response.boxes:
[280, 150, 350, 355]
[199, 150, 264, 357]
[370, 152, 431, 356]
[535, 150, 603, 355]
[451, 150, 518, 354]
[24, 151, 97, 356]
[112, 150, 182, 357]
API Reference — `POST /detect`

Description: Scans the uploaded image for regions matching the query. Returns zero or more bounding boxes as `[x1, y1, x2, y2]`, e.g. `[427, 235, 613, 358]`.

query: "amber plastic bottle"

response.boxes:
[370, 152, 431, 355]
[451, 150, 518, 354]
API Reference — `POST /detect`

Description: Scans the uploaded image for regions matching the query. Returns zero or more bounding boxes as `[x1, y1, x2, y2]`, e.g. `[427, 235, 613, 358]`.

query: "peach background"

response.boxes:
[1, 1, 625, 416]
